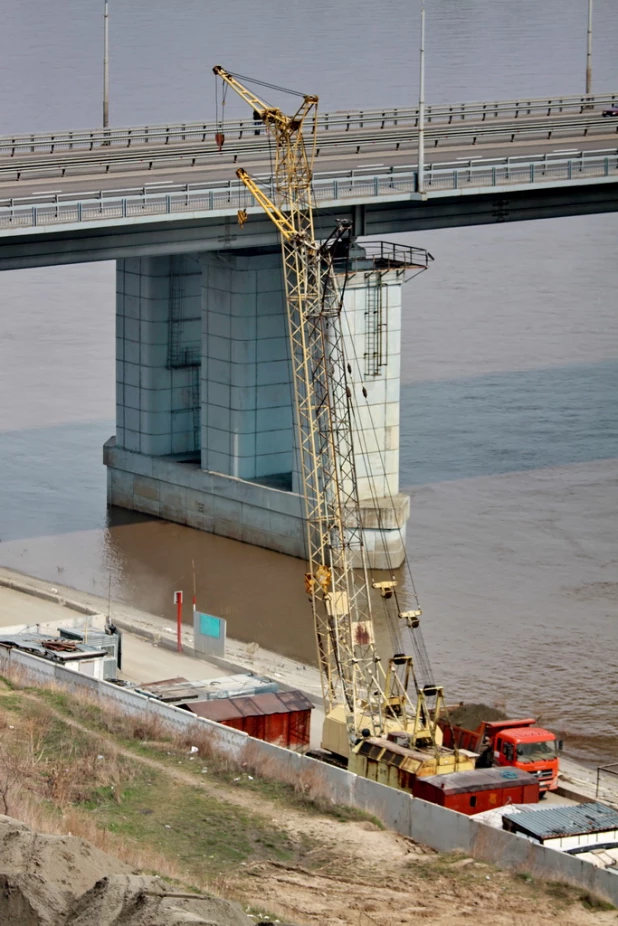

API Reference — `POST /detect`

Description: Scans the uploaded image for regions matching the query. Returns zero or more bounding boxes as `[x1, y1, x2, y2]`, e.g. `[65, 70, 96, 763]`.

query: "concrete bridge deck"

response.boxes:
[0, 146, 616, 271]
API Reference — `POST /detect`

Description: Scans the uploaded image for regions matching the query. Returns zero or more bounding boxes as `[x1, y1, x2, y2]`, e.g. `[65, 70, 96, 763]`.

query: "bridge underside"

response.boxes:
[0, 180, 617, 270]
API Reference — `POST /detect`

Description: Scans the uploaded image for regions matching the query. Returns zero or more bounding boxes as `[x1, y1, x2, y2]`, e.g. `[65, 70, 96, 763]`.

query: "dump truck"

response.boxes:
[439, 714, 561, 793]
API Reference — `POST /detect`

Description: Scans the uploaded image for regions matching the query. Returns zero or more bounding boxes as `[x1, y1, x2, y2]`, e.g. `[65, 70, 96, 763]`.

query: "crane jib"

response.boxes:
[213, 65, 460, 773]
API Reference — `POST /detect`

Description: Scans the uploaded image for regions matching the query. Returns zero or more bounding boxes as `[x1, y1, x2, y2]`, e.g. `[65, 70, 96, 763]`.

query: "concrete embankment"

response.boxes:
[1, 636, 617, 908]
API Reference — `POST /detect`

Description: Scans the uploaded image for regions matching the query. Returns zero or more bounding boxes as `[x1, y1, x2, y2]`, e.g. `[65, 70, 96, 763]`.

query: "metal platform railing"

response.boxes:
[359, 241, 434, 271]
[596, 762, 618, 800]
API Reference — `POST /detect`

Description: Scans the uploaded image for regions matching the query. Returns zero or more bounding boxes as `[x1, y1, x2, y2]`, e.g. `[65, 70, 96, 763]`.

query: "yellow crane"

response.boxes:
[213, 66, 473, 785]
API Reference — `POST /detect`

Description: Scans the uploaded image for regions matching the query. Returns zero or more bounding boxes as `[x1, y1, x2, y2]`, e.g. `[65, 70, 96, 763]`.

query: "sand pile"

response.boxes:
[0, 815, 130, 925]
[447, 703, 507, 729]
[0, 816, 252, 926]
[67, 875, 253, 926]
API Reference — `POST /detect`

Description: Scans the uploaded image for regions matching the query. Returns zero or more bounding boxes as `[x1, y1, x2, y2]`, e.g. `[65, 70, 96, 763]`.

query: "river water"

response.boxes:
[0, 2, 616, 764]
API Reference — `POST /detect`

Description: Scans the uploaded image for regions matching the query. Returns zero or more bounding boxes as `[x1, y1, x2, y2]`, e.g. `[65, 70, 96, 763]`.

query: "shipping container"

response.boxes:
[412, 767, 540, 814]
[182, 689, 313, 752]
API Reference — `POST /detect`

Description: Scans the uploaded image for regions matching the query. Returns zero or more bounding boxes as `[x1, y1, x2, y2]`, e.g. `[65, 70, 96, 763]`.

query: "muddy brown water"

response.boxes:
[0, 3, 617, 765]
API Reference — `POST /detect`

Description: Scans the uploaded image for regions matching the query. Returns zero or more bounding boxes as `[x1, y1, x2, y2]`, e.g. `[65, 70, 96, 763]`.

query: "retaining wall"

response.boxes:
[1, 646, 616, 906]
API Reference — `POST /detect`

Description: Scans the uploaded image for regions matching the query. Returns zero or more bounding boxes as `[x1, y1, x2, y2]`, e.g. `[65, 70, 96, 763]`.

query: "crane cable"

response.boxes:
[223, 70, 306, 99]
[337, 270, 436, 690]
[321, 232, 428, 681]
[215, 77, 228, 151]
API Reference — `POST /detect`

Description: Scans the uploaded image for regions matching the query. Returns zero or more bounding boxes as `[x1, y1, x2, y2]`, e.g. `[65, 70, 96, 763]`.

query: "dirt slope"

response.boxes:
[0, 816, 252, 926]
[0, 687, 614, 926]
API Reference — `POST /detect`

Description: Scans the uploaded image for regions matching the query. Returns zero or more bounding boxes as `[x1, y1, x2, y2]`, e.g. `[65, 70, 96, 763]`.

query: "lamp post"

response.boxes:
[418, 0, 425, 194]
[103, 0, 110, 128]
[586, 0, 593, 96]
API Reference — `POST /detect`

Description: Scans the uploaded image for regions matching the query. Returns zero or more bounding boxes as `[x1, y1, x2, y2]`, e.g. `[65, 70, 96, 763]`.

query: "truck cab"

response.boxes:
[490, 722, 559, 792]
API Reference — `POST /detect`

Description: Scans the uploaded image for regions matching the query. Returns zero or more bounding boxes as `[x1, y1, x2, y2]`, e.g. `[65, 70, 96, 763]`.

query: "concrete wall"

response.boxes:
[342, 273, 401, 501]
[2, 644, 617, 907]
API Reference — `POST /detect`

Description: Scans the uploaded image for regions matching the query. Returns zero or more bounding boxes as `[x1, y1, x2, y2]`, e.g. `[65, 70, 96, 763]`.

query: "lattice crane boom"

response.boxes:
[213, 67, 449, 756]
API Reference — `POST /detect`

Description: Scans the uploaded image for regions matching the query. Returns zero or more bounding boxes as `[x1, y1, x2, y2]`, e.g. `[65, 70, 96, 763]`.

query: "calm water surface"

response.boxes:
[0, 2, 617, 763]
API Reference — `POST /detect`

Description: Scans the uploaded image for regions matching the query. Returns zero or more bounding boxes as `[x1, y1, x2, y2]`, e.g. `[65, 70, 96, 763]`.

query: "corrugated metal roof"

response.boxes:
[183, 689, 313, 721]
[138, 673, 278, 703]
[420, 768, 538, 794]
[505, 802, 618, 840]
[0, 632, 106, 662]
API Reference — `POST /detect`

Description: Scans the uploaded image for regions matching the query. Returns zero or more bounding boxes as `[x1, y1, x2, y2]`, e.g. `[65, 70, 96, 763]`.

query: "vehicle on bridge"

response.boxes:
[602, 105, 618, 117]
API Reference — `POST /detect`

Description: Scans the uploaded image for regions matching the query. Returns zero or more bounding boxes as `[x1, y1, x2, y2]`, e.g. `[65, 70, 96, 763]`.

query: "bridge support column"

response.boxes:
[338, 257, 409, 568]
[104, 246, 410, 567]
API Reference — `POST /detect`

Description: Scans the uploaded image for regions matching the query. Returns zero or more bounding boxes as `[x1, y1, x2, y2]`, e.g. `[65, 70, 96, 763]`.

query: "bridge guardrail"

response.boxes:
[1, 92, 617, 156]
[0, 153, 616, 231]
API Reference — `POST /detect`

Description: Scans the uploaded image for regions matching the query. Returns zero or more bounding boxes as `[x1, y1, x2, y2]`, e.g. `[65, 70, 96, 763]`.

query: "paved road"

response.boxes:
[0, 585, 76, 629]
[1, 113, 617, 206]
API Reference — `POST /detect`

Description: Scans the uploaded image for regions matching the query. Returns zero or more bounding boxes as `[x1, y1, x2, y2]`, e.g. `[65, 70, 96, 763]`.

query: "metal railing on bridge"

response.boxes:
[0, 92, 617, 156]
[0, 152, 617, 232]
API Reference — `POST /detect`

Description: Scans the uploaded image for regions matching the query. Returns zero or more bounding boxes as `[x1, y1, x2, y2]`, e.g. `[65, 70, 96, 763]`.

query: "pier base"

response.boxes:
[105, 247, 411, 568]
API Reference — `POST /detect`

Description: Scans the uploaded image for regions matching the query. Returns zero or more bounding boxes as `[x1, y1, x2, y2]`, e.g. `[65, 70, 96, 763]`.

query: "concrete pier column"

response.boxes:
[114, 255, 202, 458]
[338, 260, 409, 568]
[200, 252, 294, 488]
[104, 245, 410, 567]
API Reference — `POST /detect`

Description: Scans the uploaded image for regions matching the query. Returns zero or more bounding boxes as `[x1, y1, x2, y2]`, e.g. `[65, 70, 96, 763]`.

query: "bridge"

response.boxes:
[3, 93, 618, 565]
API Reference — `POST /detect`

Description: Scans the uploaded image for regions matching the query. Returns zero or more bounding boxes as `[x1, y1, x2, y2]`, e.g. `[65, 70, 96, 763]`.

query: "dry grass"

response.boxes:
[1, 672, 377, 827]
[2, 789, 184, 881]
[0, 683, 191, 887]
[241, 738, 334, 805]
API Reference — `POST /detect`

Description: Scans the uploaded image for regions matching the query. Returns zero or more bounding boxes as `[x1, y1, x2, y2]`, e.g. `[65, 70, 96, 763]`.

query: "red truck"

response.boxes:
[439, 717, 561, 793]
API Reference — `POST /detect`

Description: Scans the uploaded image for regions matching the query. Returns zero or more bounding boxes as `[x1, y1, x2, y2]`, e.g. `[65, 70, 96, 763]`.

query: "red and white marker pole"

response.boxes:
[174, 590, 183, 652]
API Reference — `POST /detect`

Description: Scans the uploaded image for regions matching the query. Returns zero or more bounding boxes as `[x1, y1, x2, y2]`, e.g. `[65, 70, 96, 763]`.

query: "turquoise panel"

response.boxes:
[198, 612, 221, 639]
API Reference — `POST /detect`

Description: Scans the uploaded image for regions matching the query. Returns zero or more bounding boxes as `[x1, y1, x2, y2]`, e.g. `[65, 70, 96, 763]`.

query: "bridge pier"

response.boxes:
[104, 245, 411, 568]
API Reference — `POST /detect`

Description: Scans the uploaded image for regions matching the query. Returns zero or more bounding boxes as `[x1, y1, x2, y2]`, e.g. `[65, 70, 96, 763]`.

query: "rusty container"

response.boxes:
[182, 689, 313, 752]
[412, 767, 540, 814]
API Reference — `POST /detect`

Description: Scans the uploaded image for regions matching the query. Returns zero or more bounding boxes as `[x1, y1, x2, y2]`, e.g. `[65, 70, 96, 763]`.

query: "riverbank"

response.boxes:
[0, 565, 615, 807]
[0, 564, 324, 699]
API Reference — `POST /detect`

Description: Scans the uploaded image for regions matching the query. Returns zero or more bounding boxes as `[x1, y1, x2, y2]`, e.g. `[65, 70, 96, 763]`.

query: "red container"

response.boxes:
[412, 767, 539, 814]
[182, 689, 313, 752]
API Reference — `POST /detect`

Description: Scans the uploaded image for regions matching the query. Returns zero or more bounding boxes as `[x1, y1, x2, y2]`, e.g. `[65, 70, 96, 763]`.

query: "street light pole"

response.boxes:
[586, 0, 593, 96]
[103, 0, 110, 128]
[418, 0, 425, 193]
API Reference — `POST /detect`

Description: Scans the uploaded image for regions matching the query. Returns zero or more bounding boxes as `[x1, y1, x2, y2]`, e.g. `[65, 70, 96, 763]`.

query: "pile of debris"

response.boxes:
[0, 815, 255, 926]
